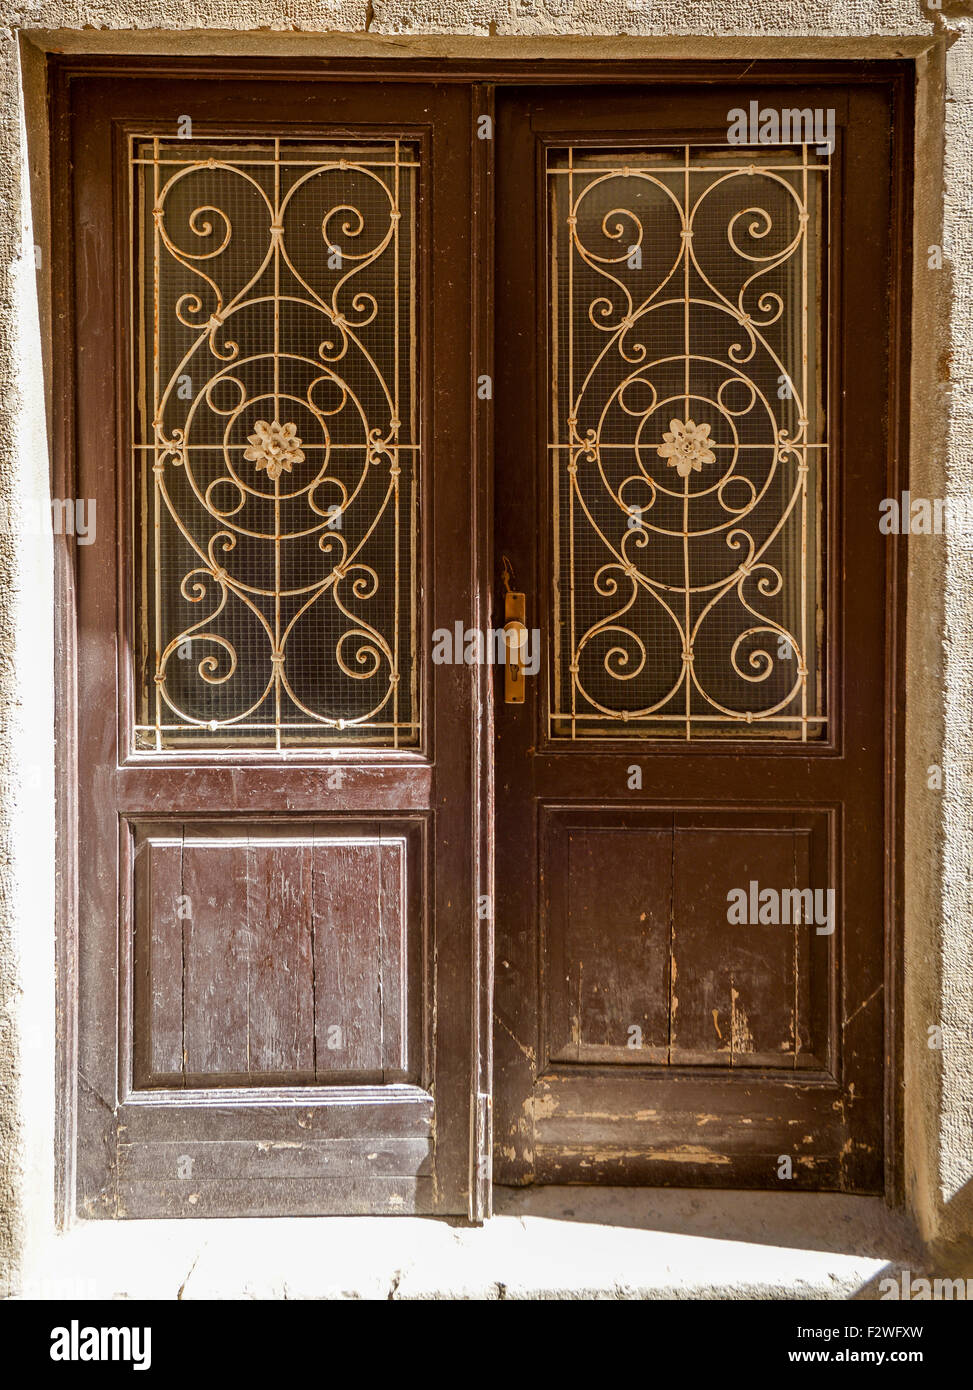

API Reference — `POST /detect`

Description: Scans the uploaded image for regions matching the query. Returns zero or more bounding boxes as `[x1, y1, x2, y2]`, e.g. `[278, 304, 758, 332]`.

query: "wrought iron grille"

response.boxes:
[132, 137, 419, 750]
[549, 145, 828, 740]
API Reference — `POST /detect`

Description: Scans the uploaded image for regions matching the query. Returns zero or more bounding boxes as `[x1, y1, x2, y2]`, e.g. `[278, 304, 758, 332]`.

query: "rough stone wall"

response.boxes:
[939, 24, 973, 1257]
[1, 0, 970, 1293]
[372, 0, 932, 37]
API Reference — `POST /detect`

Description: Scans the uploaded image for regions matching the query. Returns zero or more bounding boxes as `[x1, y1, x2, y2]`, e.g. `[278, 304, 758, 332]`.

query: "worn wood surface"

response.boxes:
[548, 820, 672, 1065]
[135, 825, 413, 1088]
[544, 816, 823, 1071]
[493, 78, 908, 1193]
[61, 67, 481, 1219]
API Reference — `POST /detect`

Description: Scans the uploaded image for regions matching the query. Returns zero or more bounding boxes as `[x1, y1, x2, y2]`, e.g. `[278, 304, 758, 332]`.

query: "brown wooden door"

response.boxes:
[61, 70, 486, 1217]
[493, 80, 906, 1191]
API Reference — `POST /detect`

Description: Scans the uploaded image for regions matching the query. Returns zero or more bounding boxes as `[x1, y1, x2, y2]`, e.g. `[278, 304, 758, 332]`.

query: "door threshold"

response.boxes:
[18, 1189, 926, 1300]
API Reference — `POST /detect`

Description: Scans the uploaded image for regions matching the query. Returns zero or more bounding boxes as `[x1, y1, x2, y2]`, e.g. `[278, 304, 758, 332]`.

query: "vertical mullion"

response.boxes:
[410, 150, 418, 746]
[152, 137, 162, 753]
[568, 149, 577, 739]
[683, 144, 692, 742]
[273, 137, 282, 752]
[801, 142, 809, 744]
[549, 154, 560, 737]
[393, 137, 401, 751]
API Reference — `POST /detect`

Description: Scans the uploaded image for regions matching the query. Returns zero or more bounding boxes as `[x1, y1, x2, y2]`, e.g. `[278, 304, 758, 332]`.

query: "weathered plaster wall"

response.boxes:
[1, 0, 971, 1295]
[938, 24, 973, 1256]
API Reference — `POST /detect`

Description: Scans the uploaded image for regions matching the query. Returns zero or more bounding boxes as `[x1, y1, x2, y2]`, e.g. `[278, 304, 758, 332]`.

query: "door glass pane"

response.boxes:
[549, 145, 827, 740]
[132, 138, 419, 750]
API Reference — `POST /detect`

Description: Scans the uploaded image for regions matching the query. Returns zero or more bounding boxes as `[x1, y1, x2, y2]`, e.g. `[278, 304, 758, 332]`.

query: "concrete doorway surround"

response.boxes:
[2, 6, 972, 1298]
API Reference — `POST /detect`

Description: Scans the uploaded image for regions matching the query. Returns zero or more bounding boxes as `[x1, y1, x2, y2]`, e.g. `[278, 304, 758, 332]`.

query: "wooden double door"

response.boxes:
[59, 61, 906, 1220]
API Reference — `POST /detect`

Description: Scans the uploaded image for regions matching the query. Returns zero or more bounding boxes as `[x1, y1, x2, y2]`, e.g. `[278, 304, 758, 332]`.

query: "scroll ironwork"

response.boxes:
[133, 137, 419, 750]
[549, 145, 827, 740]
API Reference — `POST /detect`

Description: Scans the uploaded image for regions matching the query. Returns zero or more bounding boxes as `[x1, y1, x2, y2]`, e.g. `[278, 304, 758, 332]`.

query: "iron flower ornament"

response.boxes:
[244, 419, 306, 481]
[657, 417, 716, 478]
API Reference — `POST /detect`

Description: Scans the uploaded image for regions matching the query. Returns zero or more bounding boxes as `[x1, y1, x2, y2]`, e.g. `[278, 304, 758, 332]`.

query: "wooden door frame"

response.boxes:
[50, 54, 911, 1224]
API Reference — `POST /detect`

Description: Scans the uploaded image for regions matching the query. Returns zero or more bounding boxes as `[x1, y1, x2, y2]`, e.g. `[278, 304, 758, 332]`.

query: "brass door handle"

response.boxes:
[504, 598, 527, 705]
[501, 556, 527, 704]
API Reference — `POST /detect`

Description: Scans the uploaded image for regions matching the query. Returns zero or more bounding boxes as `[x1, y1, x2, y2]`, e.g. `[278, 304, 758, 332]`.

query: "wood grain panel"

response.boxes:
[671, 826, 810, 1068]
[133, 829, 184, 1085]
[379, 836, 408, 1075]
[245, 838, 315, 1078]
[117, 1175, 437, 1219]
[311, 838, 386, 1077]
[182, 829, 254, 1081]
[546, 822, 672, 1064]
[537, 809, 828, 1078]
[532, 1069, 843, 1189]
[133, 822, 416, 1089]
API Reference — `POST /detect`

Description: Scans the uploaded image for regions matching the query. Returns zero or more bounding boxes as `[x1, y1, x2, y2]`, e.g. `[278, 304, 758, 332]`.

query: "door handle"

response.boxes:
[502, 555, 527, 704]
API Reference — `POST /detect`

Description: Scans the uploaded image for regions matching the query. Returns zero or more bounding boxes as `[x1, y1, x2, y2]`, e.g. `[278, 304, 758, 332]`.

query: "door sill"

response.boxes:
[20, 1188, 924, 1300]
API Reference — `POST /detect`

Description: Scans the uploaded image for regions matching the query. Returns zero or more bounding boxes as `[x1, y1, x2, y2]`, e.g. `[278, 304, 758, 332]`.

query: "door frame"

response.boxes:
[50, 53, 912, 1224]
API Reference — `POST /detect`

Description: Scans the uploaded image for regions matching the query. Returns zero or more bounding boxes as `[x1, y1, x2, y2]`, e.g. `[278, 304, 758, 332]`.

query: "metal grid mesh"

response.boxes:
[549, 145, 827, 741]
[133, 138, 419, 751]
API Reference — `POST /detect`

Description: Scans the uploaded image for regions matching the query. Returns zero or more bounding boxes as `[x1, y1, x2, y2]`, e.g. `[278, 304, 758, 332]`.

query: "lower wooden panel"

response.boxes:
[521, 804, 868, 1190]
[531, 1070, 849, 1190]
[103, 818, 435, 1218]
[542, 807, 833, 1075]
[118, 1178, 437, 1219]
[670, 826, 819, 1068]
[131, 819, 420, 1089]
[110, 1086, 435, 1218]
[548, 823, 672, 1064]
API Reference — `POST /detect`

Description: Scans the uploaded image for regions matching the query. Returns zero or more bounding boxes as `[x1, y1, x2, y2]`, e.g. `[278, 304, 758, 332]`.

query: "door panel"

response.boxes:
[541, 809, 829, 1071]
[669, 821, 820, 1068]
[133, 821, 419, 1088]
[494, 83, 899, 1191]
[545, 817, 673, 1066]
[65, 73, 481, 1217]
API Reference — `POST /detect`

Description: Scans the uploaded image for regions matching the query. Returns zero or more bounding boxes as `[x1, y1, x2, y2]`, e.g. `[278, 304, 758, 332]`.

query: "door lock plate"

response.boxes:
[504, 590, 527, 704]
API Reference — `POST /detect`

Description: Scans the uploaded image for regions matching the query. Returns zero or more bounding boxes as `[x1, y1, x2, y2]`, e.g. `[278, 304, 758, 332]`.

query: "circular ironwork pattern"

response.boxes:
[550, 147, 828, 740]
[134, 139, 418, 750]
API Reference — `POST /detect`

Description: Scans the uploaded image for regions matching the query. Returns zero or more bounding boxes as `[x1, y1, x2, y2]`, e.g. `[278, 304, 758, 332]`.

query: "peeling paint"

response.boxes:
[730, 987, 754, 1055]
